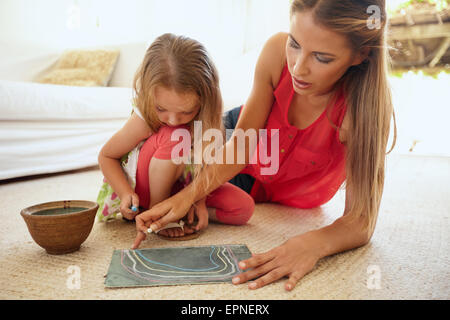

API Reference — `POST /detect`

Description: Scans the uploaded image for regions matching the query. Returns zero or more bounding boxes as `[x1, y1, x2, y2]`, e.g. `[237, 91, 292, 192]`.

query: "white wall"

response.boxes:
[1, 0, 448, 157]
[0, 0, 291, 111]
[0, 0, 290, 58]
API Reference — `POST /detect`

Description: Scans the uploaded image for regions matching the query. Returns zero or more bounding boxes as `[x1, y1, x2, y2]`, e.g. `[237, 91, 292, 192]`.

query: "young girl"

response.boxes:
[96, 33, 255, 241]
[133, 0, 397, 291]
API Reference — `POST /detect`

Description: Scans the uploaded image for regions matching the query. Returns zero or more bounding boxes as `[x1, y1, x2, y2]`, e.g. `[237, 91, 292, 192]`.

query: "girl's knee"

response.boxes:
[241, 194, 255, 223]
[237, 198, 255, 225]
[216, 193, 255, 226]
[148, 158, 185, 180]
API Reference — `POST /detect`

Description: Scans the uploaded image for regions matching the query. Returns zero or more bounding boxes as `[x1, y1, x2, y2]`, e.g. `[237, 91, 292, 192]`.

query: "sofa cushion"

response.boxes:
[0, 80, 132, 120]
[38, 49, 120, 87]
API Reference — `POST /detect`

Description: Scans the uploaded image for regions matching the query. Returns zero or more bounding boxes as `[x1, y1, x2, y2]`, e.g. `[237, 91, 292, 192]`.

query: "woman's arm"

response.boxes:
[310, 188, 373, 258]
[98, 113, 152, 216]
[234, 186, 374, 291]
[184, 33, 288, 201]
[132, 33, 288, 238]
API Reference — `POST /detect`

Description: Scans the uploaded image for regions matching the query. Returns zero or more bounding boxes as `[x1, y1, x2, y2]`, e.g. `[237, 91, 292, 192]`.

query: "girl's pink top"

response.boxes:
[240, 64, 348, 208]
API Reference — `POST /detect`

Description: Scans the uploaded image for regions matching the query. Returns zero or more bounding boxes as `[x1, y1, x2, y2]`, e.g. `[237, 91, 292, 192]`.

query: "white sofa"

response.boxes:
[0, 41, 258, 180]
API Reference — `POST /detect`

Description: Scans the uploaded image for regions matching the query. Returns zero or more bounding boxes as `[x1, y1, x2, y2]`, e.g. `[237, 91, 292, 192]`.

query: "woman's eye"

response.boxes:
[316, 55, 333, 64]
[289, 37, 333, 64]
[156, 107, 165, 112]
[183, 111, 193, 115]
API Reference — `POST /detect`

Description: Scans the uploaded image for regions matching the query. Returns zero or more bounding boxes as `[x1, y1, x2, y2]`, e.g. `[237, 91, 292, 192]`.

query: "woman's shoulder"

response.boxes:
[257, 32, 289, 89]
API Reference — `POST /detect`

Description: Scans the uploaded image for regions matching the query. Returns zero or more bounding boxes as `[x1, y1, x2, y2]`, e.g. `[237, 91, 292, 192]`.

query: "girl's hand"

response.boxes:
[232, 235, 321, 291]
[186, 197, 209, 232]
[120, 192, 140, 221]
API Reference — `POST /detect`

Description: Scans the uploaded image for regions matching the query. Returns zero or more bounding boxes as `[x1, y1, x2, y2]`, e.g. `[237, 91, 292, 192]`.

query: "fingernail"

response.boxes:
[249, 282, 257, 289]
[286, 284, 292, 290]
[239, 262, 246, 269]
[232, 277, 240, 284]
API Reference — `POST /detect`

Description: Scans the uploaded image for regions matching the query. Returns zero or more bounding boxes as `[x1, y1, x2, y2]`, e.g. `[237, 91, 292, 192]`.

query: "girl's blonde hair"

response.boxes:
[291, 0, 397, 234]
[133, 33, 224, 192]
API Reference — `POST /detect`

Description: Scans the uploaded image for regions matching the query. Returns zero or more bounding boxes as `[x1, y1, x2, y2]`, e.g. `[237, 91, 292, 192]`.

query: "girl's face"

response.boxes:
[286, 10, 366, 98]
[154, 86, 200, 127]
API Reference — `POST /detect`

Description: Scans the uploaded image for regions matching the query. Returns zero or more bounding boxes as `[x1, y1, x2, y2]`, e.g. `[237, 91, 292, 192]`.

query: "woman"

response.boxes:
[133, 0, 396, 291]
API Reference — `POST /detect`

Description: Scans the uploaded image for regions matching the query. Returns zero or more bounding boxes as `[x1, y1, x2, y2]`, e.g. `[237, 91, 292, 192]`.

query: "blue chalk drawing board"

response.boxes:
[105, 244, 252, 288]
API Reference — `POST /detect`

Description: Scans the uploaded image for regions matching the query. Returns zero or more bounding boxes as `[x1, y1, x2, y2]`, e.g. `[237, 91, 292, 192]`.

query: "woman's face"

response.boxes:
[154, 86, 200, 127]
[286, 10, 366, 98]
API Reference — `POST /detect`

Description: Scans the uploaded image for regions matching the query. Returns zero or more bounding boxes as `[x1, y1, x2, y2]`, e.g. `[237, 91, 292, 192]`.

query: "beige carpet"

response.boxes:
[0, 154, 449, 300]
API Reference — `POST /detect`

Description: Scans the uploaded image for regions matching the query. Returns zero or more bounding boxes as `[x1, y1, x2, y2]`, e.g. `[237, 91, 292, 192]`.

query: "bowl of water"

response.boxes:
[21, 200, 98, 255]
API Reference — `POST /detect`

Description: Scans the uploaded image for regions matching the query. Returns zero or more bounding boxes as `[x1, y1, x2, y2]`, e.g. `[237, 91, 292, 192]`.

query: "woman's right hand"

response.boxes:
[132, 190, 195, 249]
[120, 192, 140, 221]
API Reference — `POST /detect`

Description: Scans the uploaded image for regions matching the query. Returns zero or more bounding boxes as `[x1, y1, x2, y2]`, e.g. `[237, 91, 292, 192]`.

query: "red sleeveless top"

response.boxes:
[240, 64, 348, 208]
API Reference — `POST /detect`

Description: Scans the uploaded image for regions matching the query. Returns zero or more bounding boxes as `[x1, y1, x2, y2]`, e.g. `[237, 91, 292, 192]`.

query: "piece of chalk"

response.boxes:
[147, 227, 153, 234]
[131, 206, 138, 212]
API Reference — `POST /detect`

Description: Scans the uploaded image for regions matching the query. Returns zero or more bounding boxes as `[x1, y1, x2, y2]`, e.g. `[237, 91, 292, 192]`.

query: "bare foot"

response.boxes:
[158, 224, 195, 238]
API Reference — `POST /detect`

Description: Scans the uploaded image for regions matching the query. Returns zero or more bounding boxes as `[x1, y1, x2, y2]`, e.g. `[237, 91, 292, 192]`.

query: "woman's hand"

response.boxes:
[232, 234, 321, 291]
[120, 192, 140, 221]
[131, 190, 195, 249]
[157, 197, 209, 238]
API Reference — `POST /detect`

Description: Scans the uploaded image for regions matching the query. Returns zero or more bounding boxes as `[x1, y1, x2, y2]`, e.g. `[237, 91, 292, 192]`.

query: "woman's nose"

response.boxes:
[293, 53, 309, 76]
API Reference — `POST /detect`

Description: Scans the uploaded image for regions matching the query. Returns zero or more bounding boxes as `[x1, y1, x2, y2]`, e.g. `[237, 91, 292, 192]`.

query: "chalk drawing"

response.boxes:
[105, 244, 252, 288]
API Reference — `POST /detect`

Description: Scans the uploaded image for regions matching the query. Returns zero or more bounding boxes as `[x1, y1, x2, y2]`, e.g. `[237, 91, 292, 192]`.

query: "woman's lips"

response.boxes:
[293, 77, 312, 89]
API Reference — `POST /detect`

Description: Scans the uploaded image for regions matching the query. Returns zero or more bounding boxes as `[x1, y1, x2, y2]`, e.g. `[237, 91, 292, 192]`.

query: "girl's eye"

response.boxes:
[156, 107, 165, 112]
[183, 111, 194, 115]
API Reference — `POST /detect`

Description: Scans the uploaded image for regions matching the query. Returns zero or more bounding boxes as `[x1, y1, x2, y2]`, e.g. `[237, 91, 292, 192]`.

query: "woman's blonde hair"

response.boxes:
[133, 33, 224, 192]
[291, 0, 397, 234]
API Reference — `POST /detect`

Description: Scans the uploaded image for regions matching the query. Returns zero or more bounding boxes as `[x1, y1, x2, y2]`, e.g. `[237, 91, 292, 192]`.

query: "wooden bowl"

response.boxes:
[20, 200, 98, 255]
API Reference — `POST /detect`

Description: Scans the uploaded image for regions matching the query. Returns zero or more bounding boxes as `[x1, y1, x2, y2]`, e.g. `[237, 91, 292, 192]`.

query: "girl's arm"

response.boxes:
[98, 113, 152, 215]
[133, 33, 288, 236]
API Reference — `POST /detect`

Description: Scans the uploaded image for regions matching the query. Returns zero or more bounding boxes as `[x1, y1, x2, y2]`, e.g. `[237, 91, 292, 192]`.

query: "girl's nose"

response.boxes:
[168, 114, 180, 126]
